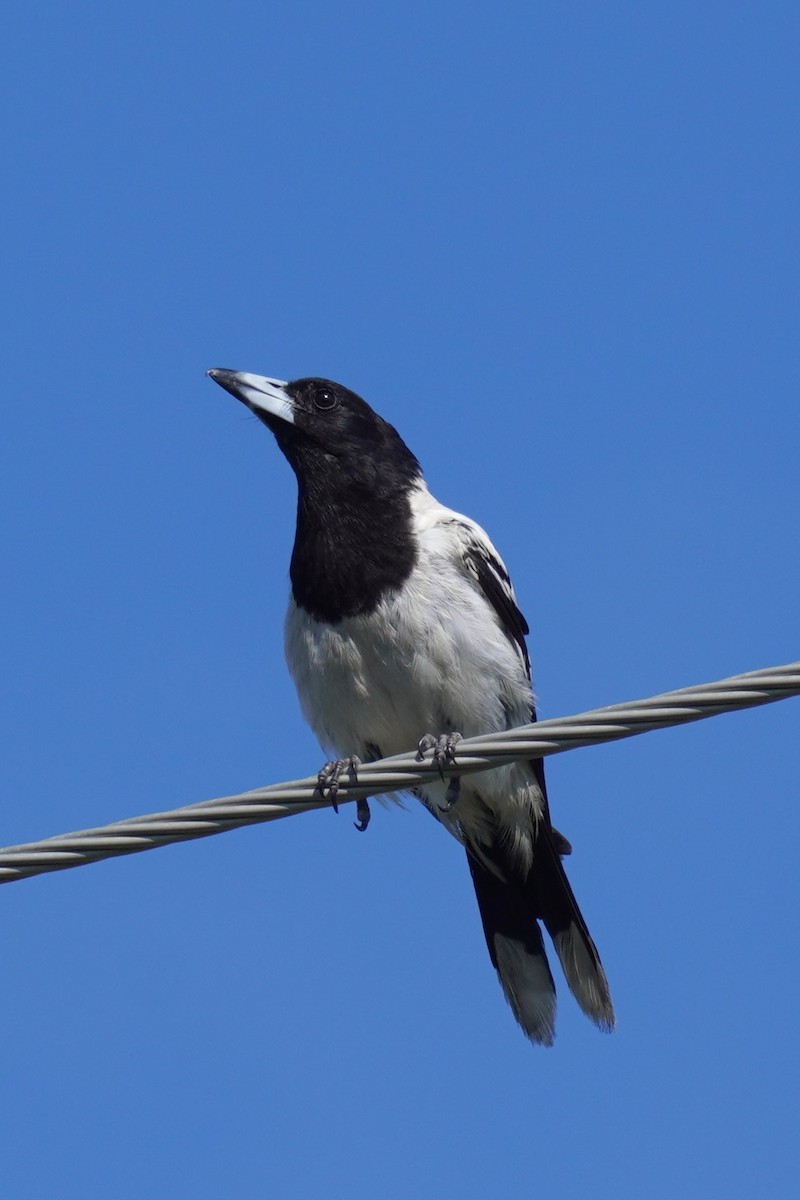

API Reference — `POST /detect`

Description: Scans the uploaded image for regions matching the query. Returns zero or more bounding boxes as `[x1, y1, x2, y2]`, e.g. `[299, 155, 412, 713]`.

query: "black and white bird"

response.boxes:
[208, 367, 614, 1046]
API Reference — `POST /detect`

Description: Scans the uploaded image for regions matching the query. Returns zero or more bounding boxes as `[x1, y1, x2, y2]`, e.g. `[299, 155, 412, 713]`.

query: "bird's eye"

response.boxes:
[313, 388, 337, 411]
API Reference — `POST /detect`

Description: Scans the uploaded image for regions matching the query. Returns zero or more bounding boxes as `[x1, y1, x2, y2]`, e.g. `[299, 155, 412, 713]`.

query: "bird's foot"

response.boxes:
[417, 732, 462, 811]
[416, 732, 462, 781]
[316, 756, 361, 813]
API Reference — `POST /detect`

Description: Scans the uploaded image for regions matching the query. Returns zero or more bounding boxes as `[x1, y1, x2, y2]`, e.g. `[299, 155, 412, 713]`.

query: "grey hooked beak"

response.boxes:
[207, 368, 295, 425]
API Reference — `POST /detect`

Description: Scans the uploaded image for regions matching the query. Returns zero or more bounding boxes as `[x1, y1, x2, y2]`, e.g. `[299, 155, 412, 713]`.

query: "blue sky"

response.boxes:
[2, 3, 799, 1196]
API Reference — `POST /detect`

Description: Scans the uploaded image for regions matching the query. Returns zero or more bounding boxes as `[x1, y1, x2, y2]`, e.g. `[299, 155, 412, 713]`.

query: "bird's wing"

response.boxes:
[448, 516, 531, 677]
[444, 513, 560, 807]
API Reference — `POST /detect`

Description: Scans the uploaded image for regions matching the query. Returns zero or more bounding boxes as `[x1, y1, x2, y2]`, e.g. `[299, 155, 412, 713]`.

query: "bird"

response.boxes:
[207, 366, 615, 1045]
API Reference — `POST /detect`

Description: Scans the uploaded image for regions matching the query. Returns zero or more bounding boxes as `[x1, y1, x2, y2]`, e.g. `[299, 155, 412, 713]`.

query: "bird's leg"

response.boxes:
[316, 756, 361, 814]
[416, 732, 462, 810]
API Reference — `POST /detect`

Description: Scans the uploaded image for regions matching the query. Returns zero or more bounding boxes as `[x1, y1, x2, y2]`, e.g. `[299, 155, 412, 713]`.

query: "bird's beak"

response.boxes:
[207, 368, 295, 425]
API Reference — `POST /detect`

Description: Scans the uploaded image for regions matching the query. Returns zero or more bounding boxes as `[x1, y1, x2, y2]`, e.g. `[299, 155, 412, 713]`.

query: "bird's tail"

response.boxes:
[466, 830, 614, 1045]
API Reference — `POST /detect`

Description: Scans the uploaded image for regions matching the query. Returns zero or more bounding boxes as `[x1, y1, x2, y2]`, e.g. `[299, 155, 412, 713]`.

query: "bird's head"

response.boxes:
[207, 369, 420, 494]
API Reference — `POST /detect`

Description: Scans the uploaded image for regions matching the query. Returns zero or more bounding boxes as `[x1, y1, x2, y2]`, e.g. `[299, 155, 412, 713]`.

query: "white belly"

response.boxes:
[285, 575, 531, 756]
[284, 569, 543, 862]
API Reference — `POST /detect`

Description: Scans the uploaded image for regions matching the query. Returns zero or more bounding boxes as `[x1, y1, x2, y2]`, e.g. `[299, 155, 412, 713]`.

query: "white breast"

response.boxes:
[285, 571, 528, 751]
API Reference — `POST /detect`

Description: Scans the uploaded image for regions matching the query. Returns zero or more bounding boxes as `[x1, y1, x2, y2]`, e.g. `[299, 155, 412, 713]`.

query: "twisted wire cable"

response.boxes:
[1, 660, 797, 885]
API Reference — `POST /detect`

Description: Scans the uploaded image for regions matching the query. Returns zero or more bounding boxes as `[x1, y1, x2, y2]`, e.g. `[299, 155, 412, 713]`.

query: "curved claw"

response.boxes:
[416, 732, 463, 781]
[317, 755, 361, 813]
[439, 775, 461, 813]
[353, 797, 372, 832]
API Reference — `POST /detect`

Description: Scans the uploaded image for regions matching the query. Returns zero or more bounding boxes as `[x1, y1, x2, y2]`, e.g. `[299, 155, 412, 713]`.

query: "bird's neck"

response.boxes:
[290, 478, 418, 622]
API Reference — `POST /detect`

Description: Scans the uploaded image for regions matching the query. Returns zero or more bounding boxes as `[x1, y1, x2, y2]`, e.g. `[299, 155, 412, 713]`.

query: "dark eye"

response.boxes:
[313, 388, 337, 411]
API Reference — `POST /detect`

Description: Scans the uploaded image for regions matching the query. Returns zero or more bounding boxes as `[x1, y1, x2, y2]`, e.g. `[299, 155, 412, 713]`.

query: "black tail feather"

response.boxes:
[530, 832, 615, 1032]
[467, 849, 557, 1045]
[466, 827, 614, 1044]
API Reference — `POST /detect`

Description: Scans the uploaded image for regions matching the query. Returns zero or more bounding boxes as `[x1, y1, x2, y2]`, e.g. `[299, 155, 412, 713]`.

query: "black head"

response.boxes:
[207, 369, 421, 495]
[207, 367, 423, 619]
